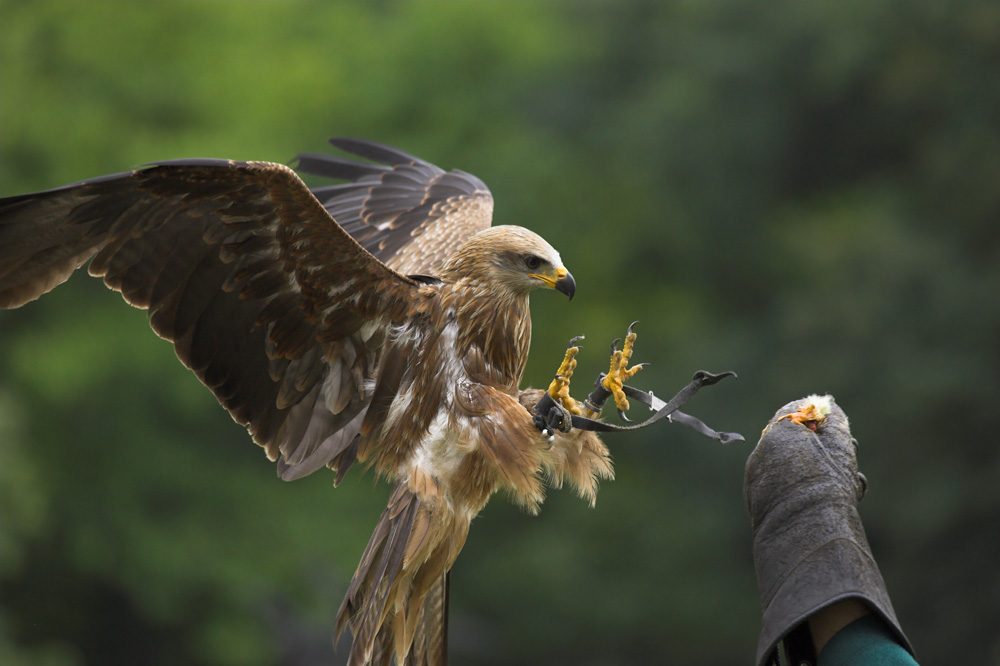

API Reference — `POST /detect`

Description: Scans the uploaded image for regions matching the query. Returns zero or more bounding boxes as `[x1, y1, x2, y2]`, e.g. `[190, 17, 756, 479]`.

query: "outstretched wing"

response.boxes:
[296, 138, 494, 275]
[0, 159, 422, 481]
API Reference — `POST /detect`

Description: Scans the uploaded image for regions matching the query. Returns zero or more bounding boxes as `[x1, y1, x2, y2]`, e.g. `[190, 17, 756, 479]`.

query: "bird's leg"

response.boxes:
[601, 322, 647, 421]
[546, 336, 585, 416]
[532, 336, 586, 439]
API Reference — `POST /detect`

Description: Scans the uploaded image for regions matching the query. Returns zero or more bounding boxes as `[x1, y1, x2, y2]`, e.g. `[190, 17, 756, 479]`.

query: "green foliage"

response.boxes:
[2, 2, 999, 664]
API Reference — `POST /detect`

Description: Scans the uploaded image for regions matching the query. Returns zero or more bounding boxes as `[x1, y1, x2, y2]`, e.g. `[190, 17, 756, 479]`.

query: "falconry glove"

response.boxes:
[744, 395, 914, 666]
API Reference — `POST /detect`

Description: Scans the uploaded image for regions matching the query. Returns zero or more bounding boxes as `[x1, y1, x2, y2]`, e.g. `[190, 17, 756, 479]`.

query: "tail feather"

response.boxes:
[338, 484, 466, 666]
[406, 573, 449, 666]
[337, 483, 420, 666]
[367, 571, 449, 666]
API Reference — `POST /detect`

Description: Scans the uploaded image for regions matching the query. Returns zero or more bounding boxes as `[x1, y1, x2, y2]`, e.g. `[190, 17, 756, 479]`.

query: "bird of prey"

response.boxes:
[0, 137, 639, 665]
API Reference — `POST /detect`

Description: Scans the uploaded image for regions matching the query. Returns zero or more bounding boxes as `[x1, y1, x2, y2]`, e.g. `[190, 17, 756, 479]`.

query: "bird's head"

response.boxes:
[442, 225, 575, 300]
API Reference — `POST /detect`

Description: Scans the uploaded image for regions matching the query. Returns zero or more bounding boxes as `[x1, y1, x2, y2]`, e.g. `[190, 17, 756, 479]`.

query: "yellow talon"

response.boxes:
[547, 339, 583, 416]
[602, 325, 645, 413]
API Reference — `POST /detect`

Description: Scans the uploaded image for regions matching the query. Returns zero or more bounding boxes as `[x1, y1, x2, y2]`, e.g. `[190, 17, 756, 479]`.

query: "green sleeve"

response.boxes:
[818, 615, 918, 666]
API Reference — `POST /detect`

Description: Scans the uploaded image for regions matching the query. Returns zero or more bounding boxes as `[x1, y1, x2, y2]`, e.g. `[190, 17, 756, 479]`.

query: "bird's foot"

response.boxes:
[546, 336, 585, 416]
[602, 322, 648, 419]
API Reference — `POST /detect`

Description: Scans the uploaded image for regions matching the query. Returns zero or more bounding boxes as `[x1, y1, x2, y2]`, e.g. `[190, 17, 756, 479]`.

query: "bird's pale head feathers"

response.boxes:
[441, 225, 575, 299]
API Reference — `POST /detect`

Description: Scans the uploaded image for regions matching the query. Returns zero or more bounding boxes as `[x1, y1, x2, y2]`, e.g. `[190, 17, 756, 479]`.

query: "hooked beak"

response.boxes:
[554, 268, 576, 301]
[530, 266, 576, 300]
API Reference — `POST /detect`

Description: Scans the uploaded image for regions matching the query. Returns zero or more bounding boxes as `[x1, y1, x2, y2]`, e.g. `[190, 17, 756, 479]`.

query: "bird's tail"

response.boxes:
[404, 572, 450, 666]
[368, 572, 449, 666]
[337, 482, 466, 666]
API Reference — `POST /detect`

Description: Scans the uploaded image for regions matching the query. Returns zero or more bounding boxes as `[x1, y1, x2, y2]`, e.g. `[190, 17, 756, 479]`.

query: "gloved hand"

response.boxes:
[744, 395, 914, 666]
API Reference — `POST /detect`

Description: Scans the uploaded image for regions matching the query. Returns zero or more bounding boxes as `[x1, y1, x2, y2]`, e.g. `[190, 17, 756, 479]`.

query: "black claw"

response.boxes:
[627, 321, 639, 336]
[568, 335, 585, 348]
[610, 337, 621, 355]
[618, 408, 632, 423]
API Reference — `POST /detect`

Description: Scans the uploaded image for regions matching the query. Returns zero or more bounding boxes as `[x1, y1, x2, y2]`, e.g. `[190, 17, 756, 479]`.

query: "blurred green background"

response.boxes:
[2, 2, 999, 665]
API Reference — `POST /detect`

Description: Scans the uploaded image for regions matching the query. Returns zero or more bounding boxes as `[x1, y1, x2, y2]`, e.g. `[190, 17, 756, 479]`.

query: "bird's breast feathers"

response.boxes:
[379, 303, 543, 513]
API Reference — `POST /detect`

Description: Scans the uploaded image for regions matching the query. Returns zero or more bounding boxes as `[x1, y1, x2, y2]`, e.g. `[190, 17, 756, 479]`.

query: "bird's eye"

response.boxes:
[525, 255, 542, 270]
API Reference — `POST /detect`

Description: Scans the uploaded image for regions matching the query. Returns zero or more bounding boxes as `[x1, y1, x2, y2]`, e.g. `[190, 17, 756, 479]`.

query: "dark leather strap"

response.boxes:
[534, 370, 744, 443]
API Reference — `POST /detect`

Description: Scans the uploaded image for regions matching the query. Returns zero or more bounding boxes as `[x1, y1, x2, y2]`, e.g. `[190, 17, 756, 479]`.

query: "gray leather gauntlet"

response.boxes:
[744, 395, 913, 666]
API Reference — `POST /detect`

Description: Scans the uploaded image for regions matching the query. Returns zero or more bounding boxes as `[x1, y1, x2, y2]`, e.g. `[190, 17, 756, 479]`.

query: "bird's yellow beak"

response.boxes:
[530, 266, 576, 300]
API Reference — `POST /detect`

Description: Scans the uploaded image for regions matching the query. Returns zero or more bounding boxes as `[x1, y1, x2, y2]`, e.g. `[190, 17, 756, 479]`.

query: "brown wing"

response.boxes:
[296, 138, 494, 275]
[0, 159, 423, 481]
